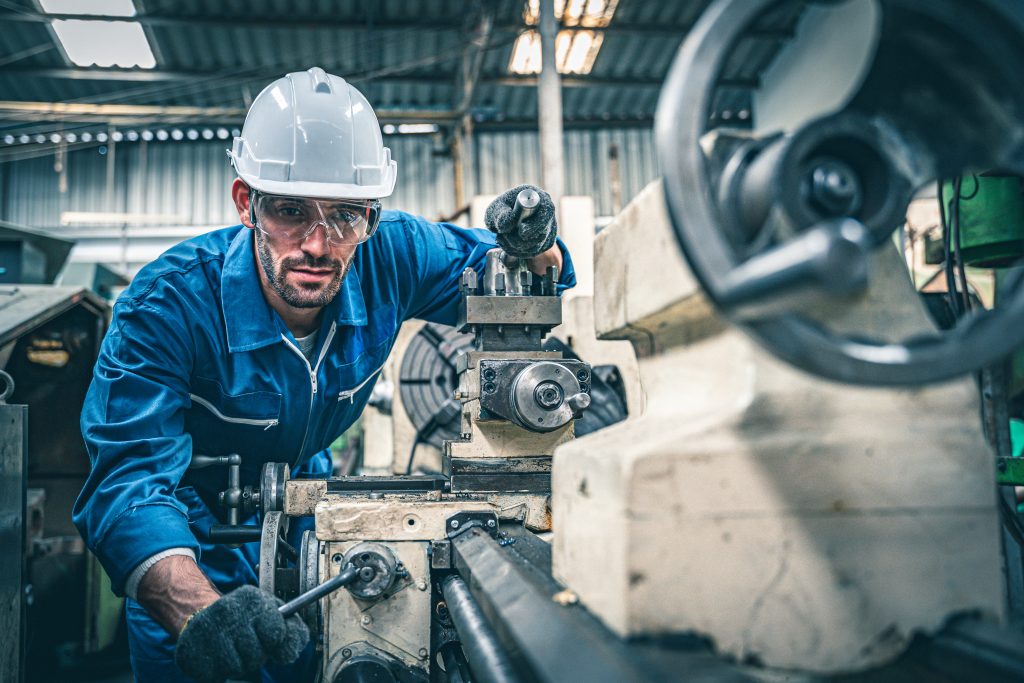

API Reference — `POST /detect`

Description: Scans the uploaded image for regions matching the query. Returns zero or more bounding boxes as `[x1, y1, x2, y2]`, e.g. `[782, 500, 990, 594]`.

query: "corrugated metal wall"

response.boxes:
[474, 128, 657, 217]
[0, 127, 656, 270]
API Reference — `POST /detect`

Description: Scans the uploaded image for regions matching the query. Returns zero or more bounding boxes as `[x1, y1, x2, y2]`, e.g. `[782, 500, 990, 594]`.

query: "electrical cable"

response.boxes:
[938, 178, 961, 316]
[953, 175, 972, 313]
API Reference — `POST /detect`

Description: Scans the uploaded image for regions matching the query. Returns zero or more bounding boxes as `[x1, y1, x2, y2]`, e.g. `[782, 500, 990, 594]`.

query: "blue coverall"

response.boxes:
[73, 211, 574, 681]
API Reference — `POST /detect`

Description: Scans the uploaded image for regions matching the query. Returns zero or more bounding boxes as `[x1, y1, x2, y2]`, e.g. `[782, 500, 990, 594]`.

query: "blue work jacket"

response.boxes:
[73, 211, 574, 595]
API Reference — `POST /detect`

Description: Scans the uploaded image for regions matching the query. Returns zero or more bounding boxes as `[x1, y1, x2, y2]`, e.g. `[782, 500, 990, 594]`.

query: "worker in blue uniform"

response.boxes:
[72, 66, 574, 683]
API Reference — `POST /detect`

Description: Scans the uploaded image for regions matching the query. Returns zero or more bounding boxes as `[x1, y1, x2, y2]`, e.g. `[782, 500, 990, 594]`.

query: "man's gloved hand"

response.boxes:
[175, 585, 309, 683]
[484, 184, 558, 258]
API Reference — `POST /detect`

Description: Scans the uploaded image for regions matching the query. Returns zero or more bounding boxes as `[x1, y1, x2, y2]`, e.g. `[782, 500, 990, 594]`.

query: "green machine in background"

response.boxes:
[951, 174, 1024, 486]
[933, 174, 1024, 484]
[942, 174, 1024, 267]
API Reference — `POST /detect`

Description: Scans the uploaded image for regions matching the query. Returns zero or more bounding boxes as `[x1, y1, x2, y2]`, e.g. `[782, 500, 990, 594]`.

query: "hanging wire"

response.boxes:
[952, 175, 972, 313]
[938, 177, 962, 316]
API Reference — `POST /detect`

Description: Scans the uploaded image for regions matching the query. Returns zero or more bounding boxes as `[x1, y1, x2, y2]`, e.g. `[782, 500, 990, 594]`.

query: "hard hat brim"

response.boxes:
[237, 165, 396, 201]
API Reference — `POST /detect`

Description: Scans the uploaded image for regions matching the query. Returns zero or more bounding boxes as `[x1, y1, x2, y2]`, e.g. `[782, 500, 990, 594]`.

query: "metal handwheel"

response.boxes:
[655, 0, 1024, 384]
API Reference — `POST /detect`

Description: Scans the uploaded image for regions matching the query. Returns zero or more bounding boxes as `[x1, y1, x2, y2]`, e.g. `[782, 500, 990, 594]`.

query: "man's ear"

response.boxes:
[231, 178, 255, 229]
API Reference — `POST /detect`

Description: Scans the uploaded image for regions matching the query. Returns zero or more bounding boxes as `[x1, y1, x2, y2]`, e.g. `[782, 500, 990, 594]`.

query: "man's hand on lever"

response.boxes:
[138, 555, 309, 682]
[484, 184, 562, 276]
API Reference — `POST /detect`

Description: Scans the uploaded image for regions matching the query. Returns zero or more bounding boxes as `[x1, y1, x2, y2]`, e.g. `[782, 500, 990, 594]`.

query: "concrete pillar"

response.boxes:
[538, 0, 565, 208]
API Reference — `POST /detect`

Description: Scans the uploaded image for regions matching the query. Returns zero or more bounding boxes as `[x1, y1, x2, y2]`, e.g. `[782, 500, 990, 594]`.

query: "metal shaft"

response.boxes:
[441, 575, 517, 683]
[278, 564, 358, 617]
[510, 187, 540, 229]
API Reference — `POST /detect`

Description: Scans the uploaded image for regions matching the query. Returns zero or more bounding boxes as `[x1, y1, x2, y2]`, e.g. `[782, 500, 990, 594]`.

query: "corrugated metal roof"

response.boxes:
[0, 0, 739, 132]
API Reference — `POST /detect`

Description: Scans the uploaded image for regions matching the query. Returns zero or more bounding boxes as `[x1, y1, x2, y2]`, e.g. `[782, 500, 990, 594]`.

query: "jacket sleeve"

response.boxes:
[396, 213, 577, 326]
[73, 295, 200, 596]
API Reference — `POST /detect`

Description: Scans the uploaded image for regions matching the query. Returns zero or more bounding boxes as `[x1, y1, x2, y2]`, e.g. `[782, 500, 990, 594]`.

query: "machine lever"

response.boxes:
[278, 563, 358, 617]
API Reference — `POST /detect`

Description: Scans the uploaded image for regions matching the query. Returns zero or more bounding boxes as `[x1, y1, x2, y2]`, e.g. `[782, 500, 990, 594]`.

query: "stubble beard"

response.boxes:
[256, 230, 350, 309]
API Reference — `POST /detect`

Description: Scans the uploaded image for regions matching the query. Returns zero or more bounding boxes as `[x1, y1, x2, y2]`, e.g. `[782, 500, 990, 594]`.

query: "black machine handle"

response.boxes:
[278, 564, 358, 617]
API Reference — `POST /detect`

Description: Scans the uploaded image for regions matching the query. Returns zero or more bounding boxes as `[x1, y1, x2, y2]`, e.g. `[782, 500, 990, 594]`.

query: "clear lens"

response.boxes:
[253, 193, 380, 245]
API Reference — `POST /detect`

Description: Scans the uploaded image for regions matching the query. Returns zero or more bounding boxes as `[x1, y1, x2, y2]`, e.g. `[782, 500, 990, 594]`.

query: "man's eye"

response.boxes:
[330, 209, 359, 223]
[275, 205, 306, 218]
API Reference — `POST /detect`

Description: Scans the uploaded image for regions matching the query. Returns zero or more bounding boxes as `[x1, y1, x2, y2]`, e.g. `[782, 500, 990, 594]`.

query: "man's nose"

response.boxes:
[300, 221, 332, 257]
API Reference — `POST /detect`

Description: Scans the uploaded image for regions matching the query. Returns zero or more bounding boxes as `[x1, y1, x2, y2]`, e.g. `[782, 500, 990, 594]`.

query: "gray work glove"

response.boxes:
[175, 585, 309, 683]
[484, 184, 558, 258]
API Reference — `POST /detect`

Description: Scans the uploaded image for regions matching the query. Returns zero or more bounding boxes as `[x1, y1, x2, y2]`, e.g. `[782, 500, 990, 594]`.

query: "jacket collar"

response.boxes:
[220, 227, 367, 353]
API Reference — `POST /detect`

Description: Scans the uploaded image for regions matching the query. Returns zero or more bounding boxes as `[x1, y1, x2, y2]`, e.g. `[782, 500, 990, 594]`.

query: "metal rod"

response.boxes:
[510, 187, 540, 229]
[441, 575, 518, 683]
[278, 564, 358, 617]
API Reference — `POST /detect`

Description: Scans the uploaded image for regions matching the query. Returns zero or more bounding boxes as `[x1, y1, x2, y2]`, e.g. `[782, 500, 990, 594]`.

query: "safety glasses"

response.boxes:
[250, 190, 381, 246]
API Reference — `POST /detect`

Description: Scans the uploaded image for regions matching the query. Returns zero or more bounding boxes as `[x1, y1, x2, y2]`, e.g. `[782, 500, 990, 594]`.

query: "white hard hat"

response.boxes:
[229, 66, 397, 200]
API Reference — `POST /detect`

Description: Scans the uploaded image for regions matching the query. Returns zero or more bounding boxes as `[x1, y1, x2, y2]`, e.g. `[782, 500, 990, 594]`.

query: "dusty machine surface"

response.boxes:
[362, 193, 641, 479]
[553, 0, 1024, 678]
[202, 210, 612, 681]
[203, 1, 1024, 680]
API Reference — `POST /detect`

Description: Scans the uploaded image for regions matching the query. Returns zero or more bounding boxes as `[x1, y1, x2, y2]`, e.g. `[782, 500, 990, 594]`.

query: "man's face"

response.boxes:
[254, 227, 356, 309]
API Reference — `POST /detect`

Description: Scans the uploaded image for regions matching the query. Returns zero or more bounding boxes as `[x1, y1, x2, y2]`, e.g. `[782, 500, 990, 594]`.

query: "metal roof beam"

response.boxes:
[0, 67, 681, 88]
[0, 100, 455, 125]
[0, 11, 463, 31]
[485, 75, 757, 88]
[0, 11, 697, 38]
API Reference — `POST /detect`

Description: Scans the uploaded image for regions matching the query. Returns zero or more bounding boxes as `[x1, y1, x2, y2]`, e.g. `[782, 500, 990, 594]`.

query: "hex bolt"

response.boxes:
[450, 519, 460, 529]
[361, 615, 372, 625]
[534, 381, 564, 410]
[486, 519, 496, 528]
[342, 648, 352, 659]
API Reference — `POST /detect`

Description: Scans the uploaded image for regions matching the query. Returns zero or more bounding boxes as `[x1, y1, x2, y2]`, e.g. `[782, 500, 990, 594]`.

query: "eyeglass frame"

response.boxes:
[247, 188, 382, 246]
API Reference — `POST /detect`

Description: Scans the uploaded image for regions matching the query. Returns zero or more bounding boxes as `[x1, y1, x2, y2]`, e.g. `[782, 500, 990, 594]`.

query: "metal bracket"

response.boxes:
[445, 511, 499, 539]
[430, 540, 452, 569]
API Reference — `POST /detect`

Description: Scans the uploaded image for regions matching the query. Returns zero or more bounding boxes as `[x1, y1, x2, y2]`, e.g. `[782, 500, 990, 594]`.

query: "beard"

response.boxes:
[256, 230, 350, 309]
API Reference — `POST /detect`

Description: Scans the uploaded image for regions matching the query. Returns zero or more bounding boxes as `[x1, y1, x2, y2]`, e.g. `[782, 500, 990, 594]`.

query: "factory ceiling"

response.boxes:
[0, 0, 801, 136]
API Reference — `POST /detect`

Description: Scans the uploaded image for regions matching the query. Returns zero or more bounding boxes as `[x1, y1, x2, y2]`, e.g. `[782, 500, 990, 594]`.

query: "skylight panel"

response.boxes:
[510, 0, 616, 75]
[40, 0, 156, 69]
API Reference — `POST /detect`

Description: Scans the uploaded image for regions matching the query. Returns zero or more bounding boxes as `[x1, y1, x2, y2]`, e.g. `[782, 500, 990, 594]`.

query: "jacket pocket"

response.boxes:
[337, 359, 387, 403]
[189, 377, 281, 429]
[335, 305, 396, 403]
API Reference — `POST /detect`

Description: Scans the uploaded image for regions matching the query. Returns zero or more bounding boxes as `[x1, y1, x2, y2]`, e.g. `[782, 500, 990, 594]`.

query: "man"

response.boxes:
[72, 66, 573, 682]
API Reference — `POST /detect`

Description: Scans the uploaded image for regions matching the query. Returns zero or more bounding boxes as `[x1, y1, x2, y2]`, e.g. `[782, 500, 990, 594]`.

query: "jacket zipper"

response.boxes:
[281, 321, 337, 468]
[337, 362, 386, 403]
[189, 393, 280, 430]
